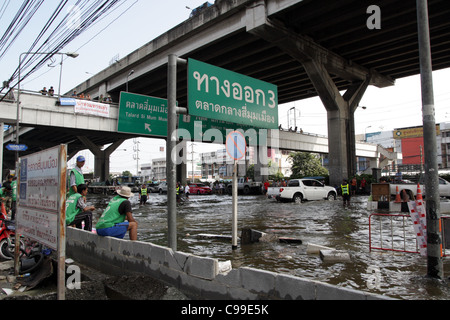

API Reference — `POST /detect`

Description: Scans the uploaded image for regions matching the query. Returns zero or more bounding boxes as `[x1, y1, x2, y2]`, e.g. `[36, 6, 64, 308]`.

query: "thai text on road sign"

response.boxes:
[188, 58, 278, 129]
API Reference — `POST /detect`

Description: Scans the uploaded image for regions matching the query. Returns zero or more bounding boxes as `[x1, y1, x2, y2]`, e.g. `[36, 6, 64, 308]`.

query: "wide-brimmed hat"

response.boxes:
[117, 186, 133, 198]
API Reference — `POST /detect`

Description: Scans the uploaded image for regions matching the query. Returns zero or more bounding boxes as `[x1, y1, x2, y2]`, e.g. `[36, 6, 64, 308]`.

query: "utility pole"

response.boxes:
[416, 0, 443, 279]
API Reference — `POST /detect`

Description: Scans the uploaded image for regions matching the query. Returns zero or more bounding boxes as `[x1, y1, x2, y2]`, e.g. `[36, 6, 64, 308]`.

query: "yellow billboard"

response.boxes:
[393, 125, 440, 139]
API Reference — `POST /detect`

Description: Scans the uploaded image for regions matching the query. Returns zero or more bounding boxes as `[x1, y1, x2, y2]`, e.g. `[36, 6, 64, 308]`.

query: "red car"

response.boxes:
[189, 184, 212, 195]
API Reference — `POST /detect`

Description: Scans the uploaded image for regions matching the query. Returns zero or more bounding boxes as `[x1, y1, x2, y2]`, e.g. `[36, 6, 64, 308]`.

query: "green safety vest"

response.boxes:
[68, 168, 85, 197]
[11, 180, 17, 201]
[66, 193, 83, 225]
[96, 195, 128, 230]
[341, 184, 350, 195]
[140, 188, 147, 196]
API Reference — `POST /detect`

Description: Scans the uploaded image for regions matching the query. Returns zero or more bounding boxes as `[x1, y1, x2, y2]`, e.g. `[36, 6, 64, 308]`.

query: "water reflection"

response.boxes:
[87, 192, 450, 300]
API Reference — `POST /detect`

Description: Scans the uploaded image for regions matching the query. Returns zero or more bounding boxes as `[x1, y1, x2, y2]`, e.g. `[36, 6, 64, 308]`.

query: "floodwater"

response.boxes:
[88, 192, 450, 300]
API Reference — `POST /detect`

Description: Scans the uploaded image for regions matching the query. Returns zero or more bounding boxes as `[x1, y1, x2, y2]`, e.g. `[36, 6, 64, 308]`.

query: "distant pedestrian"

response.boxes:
[185, 183, 190, 199]
[40, 87, 48, 95]
[341, 179, 350, 207]
[96, 186, 138, 240]
[48, 86, 55, 96]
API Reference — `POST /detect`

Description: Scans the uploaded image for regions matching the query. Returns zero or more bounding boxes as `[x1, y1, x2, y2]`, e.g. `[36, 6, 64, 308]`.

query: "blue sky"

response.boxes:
[1, 1, 449, 174]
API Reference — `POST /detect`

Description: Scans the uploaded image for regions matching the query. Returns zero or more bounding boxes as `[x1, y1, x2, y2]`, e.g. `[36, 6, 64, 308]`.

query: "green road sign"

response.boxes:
[187, 58, 278, 129]
[118, 92, 168, 136]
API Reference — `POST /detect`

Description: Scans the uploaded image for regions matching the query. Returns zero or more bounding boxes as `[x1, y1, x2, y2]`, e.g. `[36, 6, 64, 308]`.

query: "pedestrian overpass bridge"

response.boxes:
[0, 92, 397, 180]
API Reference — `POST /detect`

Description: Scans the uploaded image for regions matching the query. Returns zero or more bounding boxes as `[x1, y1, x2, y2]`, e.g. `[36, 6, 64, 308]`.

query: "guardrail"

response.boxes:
[369, 213, 450, 257]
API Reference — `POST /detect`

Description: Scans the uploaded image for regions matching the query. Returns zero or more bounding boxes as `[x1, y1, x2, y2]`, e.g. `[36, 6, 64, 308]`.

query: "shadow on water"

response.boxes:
[87, 192, 450, 300]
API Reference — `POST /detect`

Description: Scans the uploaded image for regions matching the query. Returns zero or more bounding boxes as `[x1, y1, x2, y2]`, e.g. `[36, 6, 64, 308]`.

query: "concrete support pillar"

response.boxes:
[77, 136, 125, 182]
[302, 60, 370, 185]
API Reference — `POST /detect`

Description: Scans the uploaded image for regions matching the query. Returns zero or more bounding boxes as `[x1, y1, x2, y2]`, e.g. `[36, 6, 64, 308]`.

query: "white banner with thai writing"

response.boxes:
[74, 100, 110, 118]
[407, 200, 427, 256]
[17, 145, 66, 250]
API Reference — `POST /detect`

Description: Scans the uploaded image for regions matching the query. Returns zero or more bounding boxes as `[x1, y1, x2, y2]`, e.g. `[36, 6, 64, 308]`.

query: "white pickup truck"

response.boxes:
[389, 177, 450, 199]
[227, 177, 263, 195]
[267, 178, 337, 203]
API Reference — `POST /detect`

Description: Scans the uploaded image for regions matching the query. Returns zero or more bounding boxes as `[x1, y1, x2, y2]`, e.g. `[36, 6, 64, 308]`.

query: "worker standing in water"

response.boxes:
[140, 184, 148, 205]
[341, 179, 351, 207]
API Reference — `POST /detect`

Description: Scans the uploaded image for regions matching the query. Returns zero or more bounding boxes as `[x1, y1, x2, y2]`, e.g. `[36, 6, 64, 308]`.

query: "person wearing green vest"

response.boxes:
[341, 179, 351, 207]
[96, 186, 138, 240]
[139, 184, 148, 205]
[68, 155, 86, 197]
[66, 184, 95, 231]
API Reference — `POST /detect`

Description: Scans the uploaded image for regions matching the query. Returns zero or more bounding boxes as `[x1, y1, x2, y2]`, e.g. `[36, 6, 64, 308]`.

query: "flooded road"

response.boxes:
[88, 192, 450, 300]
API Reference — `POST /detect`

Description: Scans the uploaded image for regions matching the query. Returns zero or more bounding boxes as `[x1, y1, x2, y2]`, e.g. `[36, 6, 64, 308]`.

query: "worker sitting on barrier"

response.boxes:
[96, 186, 138, 240]
[66, 184, 95, 231]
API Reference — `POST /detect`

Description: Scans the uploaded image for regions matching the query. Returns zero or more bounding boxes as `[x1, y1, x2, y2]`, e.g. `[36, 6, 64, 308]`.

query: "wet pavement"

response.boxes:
[2, 191, 450, 300]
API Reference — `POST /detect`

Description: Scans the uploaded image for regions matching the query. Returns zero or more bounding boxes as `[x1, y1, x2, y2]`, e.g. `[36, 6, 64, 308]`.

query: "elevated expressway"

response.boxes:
[0, 92, 394, 180]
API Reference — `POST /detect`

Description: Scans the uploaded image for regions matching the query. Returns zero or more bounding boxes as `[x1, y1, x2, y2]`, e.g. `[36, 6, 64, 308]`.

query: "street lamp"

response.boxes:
[15, 51, 79, 157]
[126, 70, 134, 92]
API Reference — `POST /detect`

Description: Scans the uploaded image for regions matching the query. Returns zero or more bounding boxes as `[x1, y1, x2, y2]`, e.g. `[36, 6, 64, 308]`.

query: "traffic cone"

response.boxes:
[394, 186, 402, 203]
[416, 183, 423, 201]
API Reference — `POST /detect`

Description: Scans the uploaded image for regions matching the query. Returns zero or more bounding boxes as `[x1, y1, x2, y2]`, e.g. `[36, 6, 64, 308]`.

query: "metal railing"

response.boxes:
[369, 213, 449, 257]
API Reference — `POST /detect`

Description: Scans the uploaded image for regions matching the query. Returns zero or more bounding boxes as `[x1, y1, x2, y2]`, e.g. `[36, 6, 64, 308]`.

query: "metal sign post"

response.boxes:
[167, 54, 187, 251]
[226, 131, 247, 250]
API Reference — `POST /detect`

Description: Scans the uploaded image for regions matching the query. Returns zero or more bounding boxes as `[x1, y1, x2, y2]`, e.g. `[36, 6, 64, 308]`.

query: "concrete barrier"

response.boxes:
[66, 227, 393, 300]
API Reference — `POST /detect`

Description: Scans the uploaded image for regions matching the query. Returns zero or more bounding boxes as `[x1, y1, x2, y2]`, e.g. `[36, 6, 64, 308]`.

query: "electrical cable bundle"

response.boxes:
[0, 0, 123, 100]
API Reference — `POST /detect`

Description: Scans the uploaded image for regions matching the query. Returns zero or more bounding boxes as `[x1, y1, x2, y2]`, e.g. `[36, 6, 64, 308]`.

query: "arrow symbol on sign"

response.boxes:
[145, 123, 152, 133]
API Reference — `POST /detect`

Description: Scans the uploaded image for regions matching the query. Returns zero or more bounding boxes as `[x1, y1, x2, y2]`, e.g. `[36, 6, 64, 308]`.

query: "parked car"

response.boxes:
[189, 183, 212, 195]
[147, 183, 160, 193]
[158, 181, 168, 194]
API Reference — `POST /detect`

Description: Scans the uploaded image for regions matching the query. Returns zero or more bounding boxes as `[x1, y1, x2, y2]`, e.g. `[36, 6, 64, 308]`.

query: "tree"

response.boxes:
[288, 152, 328, 178]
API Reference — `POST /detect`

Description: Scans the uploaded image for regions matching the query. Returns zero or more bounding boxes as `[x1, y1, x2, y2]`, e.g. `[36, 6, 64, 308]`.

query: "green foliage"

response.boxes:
[288, 151, 328, 179]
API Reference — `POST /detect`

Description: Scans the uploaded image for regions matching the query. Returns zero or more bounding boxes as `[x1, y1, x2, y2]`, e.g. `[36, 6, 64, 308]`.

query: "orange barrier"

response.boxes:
[394, 186, 402, 203]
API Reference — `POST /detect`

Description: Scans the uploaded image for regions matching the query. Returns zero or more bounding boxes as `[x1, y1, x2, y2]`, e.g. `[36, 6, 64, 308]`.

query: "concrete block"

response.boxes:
[240, 267, 276, 294]
[319, 250, 351, 263]
[367, 201, 378, 210]
[168, 251, 192, 272]
[215, 268, 241, 287]
[185, 255, 218, 280]
[315, 281, 367, 300]
[275, 274, 316, 300]
[306, 243, 334, 254]
[149, 243, 172, 265]
[389, 202, 402, 212]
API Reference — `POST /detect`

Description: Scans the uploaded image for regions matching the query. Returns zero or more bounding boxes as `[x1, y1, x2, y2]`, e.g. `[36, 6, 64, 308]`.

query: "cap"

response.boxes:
[77, 155, 85, 162]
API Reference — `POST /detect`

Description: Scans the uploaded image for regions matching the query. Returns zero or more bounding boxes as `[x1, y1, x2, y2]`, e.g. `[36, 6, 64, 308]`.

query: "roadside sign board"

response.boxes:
[187, 58, 278, 129]
[118, 92, 168, 137]
[6, 144, 28, 151]
[17, 145, 67, 250]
